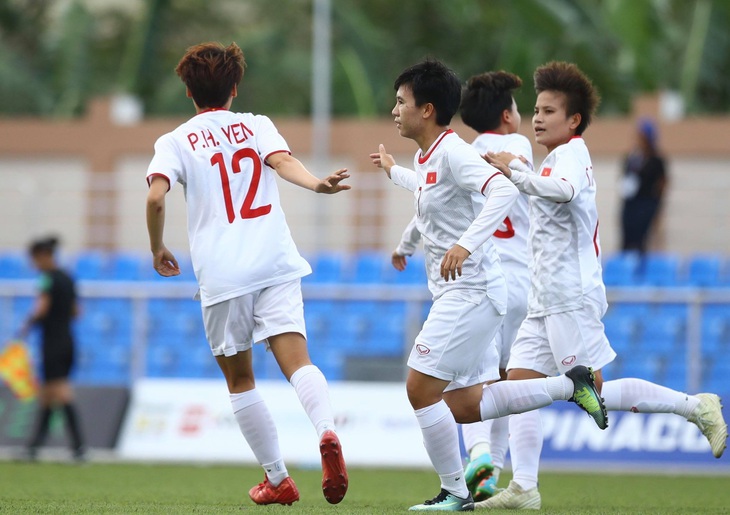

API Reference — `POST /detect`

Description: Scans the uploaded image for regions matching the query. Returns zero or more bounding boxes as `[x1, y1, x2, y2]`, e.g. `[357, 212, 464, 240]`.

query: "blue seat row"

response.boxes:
[602, 252, 730, 287]
[3, 249, 730, 286]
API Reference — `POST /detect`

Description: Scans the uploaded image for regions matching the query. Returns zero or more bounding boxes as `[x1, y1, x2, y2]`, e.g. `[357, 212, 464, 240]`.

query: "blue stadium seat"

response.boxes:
[392, 254, 427, 285]
[350, 252, 390, 284]
[603, 314, 636, 355]
[109, 252, 146, 280]
[704, 360, 730, 394]
[602, 252, 640, 287]
[639, 313, 685, 353]
[307, 252, 347, 283]
[663, 357, 688, 392]
[621, 354, 665, 383]
[72, 250, 108, 280]
[687, 255, 723, 288]
[638, 253, 682, 286]
[0, 252, 36, 279]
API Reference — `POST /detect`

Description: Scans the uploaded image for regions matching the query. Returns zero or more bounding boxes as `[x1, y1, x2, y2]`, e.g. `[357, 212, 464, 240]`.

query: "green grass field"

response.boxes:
[1, 461, 729, 514]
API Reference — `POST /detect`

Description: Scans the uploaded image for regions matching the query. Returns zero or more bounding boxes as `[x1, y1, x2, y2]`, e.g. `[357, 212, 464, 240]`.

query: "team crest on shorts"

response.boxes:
[416, 344, 430, 355]
[561, 355, 576, 366]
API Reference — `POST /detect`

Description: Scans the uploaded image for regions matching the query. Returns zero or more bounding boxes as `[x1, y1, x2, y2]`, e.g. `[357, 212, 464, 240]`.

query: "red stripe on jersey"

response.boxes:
[593, 220, 600, 257]
[263, 149, 291, 167]
[426, 172, 437, 184]
[147, 173, 171, 191]
[418, 129, 453, 164]
[480, 172, 503, 195]
[195, 107, 228, 116]
[541, 167, 552, 177]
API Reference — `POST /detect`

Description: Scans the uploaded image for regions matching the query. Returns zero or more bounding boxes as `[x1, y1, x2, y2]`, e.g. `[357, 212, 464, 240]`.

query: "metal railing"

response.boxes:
[1, 279, 729, 391]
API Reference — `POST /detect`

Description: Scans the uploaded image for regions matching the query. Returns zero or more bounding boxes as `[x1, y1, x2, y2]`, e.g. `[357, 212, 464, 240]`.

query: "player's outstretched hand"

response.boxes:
[392, 251, 407, 271]
[484, 151, 518, 178]
[369, 144, 396, 178]
[440, 244, 470, 282]
[153, 247, 180, 277]
[315, 169, 351, 194]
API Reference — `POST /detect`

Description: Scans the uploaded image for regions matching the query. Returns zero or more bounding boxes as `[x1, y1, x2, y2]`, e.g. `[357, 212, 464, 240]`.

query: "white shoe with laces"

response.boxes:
[474, 480, 540, 510]
[688, 393, 728, 458]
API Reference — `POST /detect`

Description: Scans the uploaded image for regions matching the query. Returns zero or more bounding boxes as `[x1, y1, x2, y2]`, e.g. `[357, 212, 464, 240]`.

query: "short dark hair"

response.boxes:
[460, 71, 523, 133]
[394, 59, 461, 126]
[29, 236, 59, 256]
[175, 42, 245, 109]
[533, 61, 600, 135]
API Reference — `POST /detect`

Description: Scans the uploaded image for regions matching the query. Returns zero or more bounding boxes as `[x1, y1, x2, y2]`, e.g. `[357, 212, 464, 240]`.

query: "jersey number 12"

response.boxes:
[211, 149, 272, 223]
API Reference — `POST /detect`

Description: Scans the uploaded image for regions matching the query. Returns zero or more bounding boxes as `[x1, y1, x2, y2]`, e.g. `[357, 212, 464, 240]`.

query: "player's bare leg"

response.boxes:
[270, 332, 348, 504]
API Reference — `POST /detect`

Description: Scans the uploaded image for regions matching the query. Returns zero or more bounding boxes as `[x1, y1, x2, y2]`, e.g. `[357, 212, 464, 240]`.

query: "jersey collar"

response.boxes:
[418, 129, 453, 164]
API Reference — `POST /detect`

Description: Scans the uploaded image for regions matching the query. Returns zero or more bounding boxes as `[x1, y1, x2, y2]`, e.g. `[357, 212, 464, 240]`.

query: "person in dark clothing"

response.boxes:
[620, 118, 668, 253]
[20, 236, 85, 461]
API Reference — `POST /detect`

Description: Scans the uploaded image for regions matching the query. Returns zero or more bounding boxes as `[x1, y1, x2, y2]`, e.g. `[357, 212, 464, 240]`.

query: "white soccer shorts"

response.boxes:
[201, 279, 307, 357]
[507, 287, 616, 376]
[408, 290, 503, 391]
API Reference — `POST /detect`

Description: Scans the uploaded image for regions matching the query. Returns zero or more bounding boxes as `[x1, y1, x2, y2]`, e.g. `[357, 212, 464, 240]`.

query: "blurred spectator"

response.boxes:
[20, 236, 85, 461]
[620, 118, 668, 253]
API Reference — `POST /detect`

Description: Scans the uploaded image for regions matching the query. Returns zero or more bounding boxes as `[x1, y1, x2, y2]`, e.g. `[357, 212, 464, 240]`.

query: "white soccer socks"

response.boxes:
[415, 400, 470, 499]
[290, 365, 336, 438]
[509, 410, 543, 491]
[601, 378, 700, 417]
[479, 376, 571, 420]
[230, 389, 288, 486]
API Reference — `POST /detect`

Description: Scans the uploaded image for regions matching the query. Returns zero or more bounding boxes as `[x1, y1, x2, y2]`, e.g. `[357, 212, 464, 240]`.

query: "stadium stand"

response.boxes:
[0, 250, 729, 394]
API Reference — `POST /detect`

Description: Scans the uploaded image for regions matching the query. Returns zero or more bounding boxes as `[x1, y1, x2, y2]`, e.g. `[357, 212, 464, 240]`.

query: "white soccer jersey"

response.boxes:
[146, 110, 311, 307]
[471, 132, 532, 273]
[509, 136, 604, 317]
[390, 130, 518, 309]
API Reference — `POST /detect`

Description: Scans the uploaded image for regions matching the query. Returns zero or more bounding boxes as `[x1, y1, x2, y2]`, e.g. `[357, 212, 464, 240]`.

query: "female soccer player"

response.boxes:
[371, 58, 607, 512]
[22, 236, 85, 461]
[146, 42, 349, 506]
[480, 61, 727, 510]
[392, 70, 534, 501]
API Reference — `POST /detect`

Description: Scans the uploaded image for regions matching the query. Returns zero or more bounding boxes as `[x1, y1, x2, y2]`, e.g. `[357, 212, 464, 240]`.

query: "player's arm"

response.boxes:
[19, 292, 51, 338]
[267, 152, 350, 194]
[442, 152, 519, 281]
[393, 215, 421, 271]
[485, 153, 573, 202]
[146, 176, 180, 277]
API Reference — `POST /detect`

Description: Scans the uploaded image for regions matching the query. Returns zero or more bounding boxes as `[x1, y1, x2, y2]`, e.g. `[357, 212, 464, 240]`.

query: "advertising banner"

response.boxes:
[117, 379, 729, 470]
[0, 385, 129, 448]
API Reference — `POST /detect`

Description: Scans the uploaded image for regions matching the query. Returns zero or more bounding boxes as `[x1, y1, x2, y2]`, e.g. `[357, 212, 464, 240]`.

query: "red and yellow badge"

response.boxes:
[540, 167, 552, 177]
[426, 172, 437, 184]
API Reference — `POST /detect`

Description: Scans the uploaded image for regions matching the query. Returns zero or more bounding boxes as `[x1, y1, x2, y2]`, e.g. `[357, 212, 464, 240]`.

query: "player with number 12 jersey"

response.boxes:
[146, 42, 350, 507]
[147, 111, 309, 306]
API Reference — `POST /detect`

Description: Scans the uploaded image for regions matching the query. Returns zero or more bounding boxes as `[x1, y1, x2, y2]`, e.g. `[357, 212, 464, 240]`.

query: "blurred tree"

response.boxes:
[0, 0, 728, 118]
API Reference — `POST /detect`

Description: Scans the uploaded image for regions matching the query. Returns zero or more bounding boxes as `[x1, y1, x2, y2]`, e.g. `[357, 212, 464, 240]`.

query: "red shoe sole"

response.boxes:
[320, 431, 348, 504]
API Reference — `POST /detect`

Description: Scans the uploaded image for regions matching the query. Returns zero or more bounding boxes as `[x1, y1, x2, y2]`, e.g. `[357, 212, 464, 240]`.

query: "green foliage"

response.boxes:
[0, 0, 729, 117]
[1, 461, 729, 514]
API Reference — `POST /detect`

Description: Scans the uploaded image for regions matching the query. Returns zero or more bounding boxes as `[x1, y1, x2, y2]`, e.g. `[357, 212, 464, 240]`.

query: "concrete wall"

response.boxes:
[1, 98, 728, 256]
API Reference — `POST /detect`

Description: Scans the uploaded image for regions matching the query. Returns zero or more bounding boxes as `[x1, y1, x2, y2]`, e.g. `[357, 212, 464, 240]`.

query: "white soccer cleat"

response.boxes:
[474, 480, 540, 510]
[688, 393, 728, 458]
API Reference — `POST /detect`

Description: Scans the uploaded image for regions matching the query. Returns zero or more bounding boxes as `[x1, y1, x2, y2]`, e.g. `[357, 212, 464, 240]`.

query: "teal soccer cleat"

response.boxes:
[409, 489, 475, 511]
[463, 453, 494, 497]
[473, 475, 499, 502]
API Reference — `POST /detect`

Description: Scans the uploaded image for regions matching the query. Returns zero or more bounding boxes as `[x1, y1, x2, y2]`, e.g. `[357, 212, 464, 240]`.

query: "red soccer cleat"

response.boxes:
[320, 430, 348, 504]
[248, 476, 300, 506]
